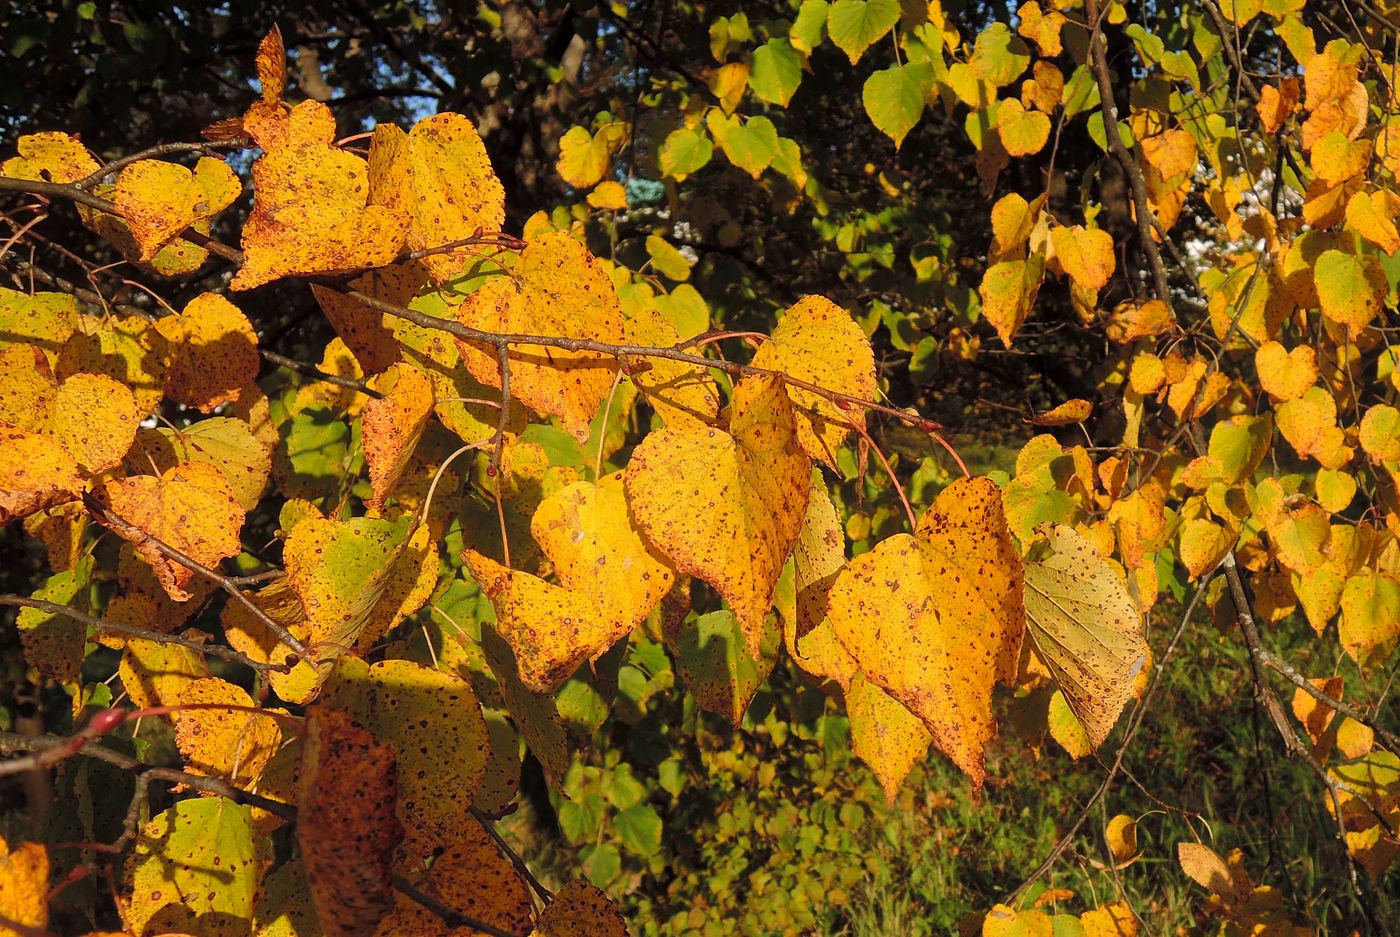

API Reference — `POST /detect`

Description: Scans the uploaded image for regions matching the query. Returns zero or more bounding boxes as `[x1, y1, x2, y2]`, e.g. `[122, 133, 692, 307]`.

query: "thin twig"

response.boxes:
[82, 493, 312, 663]
[0, 595, 282, 672]
[390, 876, 525, 937]
[72, 141, 237, 190]
[469, 805, 554, 902]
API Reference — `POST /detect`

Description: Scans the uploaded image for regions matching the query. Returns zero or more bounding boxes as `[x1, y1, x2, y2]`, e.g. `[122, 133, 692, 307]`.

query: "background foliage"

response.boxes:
[3, 1, 1400, 935]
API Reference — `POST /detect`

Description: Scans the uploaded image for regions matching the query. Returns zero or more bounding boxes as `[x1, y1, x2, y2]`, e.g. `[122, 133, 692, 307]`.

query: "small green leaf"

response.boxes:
[658, 127, 713, 181]
[615, 803, 663, 857]
[862, 62, 933, 149]
[826, 0, 900, 65]
[969, 22, 1031, 87]
[790, 0, 830, 53]
[646, 234, 693, 281]
[750, 38, 802, 106]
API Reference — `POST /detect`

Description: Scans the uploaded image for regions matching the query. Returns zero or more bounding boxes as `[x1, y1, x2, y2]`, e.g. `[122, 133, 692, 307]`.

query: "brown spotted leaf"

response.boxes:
[368, 114, 507, 284]
[298, 705, 401, 937]
[826, 476, 1025, 789]
[530, 881, 630, 937]
[748, 295, 876, 467]
[625, 373, 811, 654]
[0, 428, 82, 523]
[95, 460, 245, 602]
[456, 232, 627, 442]
[846, 671, 932, 802]
[174, 677, 282, 787]
[113, 157, 240, 260]
[362, 364, 434, 511]
[163, 293, 260, 413]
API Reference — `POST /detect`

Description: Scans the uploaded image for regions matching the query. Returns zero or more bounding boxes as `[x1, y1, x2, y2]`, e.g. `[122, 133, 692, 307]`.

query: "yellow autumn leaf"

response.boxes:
[989, 192, 1038, 258]
[1256, 78, 1300, 134]
[1, 131, 98, 183]
[1021, 60, 1064, 114]
[362, 364, 434, 511]
[297, 706, 401, 937]
[0, 344, 55, 433]
[1291, 675, 1344, 753]
[51, 372, 139, 474]
[620, 305, 720, 428]
[1024, 525, 1147, 750]
[626, 374, 811, 654]
[0, 837, 49, 937]
[1105, 298, 1174, 343]
[846, 671, 932, 802]
[556, 123, 628, 189]
[1315, 248, 1385, 334]
[1079, 901, 1139, 936]
[113, 157, 240, 260]
[1106, 814, 1139, 865]
[529, 881, 629, 937]
[1050, 224, 1115, 292]
[174, 677, 282, 787]
[996, 97, 1051, 156]
[119, 636, 210, 709]
[1031, 398, 1091, 426]
[1311, 130, 1371, 183]
[709, 62, 750, 114]
[255, 24, 286, 102]
[749, 295, 877, 467]
[456, 231, 628, 442]
[221, 577, 320, 705]
[1254, 340, 1317, 402]
[96, 460, 245, 602]
[163, 293, 260, 413]
[787, 474, 858, 691]
[1016, 1, 1065, 56]
[1345, 188, 1400, 255]
[310, 265, 421, 377]
[827, 476, 1025, 788]
[56, 313, 172, 416]
[587, 180, 628, 209]
[232, 101, 410, 290]
[979, 254, 1045, 347]
[367, 113, 507, 283]
[322, 658, 488, 858]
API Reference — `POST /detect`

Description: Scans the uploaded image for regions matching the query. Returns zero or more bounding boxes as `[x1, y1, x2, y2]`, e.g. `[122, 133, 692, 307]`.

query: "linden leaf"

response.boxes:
[862, 62, 932, 149]
[125, 798, 261, 937]
[1051, 225, 1115, 292]
[1346, 189, 1400, 255]
[163, 293, 260, 413]
[50, 372, 138, 475]
[1339, 570, 1400, 663]
[1256, 78, 1300, 134]
[297, 706, 400, 937]
[529, 881, 630, 937]
[827, 477, 1025, 788]
[1361, 404, 1400, 462]
[750, 38, 803, 107]
[749, 295, 876, 467]
[0, 289, 78, 363]
[368, 114, 507, 283]
[456, 232, 627, 442]
[788, 474, 858, 691]
[708, 113, 779, 177]
[0, 838, 49, 937]
[1, 131, 98, 183]
[990, 192, 1038, 258]
[846, 671, 932, 802]
[997, 97, 1052, 156]
[658, 127, 713, 181]
[119, 637, 209, 710]
[1017, 1, 1066, 57]
[666, 608, 779, 725]
[284, 515, 437, 668]
[1255, 340, 1317, 402]
[173, 677, 282, 787]
[256, 24, 286, 102]
[1047, 687, 1093, 759]
[1025, 525, 1147, 750]
[978, 254, 1045, 346]
[127, 417, 271, 512]
[1031, 398, 1092, 426]
[826, 0, 900, 64]
[1177, 842, 1241, 899]
[1312, 131, 1371, 183]
[17, 556, 93, 683]
[96, 461, 245, 602]
[362, 364, 434, 511]
[112, 157, 240, 260]
[322, 658, 489, 858]
[620, 305, 720, 428]
[969, 22, 1032, 87]
[555, 123, 628, 190]
[233, 102, 410, 290]
[1315, 248, 1385, 334]
[56, 314, 171, 415]
[626, 374, 810, 653]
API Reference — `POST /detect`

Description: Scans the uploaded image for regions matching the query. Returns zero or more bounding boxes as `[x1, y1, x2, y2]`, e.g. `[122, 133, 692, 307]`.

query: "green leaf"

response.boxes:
[826, 0, 901, 65]
[1316, 248, 1385, 333]
[17, 556, 93, 684]
[863, 62, 933, 149]
[276, 405, 351, 501]
[583, 842, 622, 888]
[670, 610, 779, 725]
[790, 0, 830, 54]
[713, 115, 780, 178]
[653, 283, 711, 339]
[750, 38, 802, 106]
[969, 22, 1031, 87]
[658, 127, 713, 180]
[615, 803, 663, 857]
[126, 797, 262, 937]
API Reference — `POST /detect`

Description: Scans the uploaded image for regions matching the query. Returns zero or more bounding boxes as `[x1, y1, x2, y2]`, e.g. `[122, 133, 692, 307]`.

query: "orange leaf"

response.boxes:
[529, 881, 630, 937]
[163, 293, 260, 413]
[368, 114, 507, 283]
[456, 232, 627, 442]
[625, 374, 811, 654]
[1255, 78, 1299, 134]
[362, 364, 434, 511]
[112, 157, 240, 261]
[0, 837, 50, 937]
[232, 101, 410, 290]
[0, 428, 83, 523]
[96, 460, 245, 602]
[1050, 225, 1115, 292]
[297, 706, 401, 937]
[826, 477, 1025, 789]
[256, 25, 286, 103]
[174, 677, 282, 787]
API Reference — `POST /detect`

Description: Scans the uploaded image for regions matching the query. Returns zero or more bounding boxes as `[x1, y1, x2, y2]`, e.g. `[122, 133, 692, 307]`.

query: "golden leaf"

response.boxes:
[163, 293, 260, 413]
[174, 677, 282, 787]
[362, 364, 434, 510]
